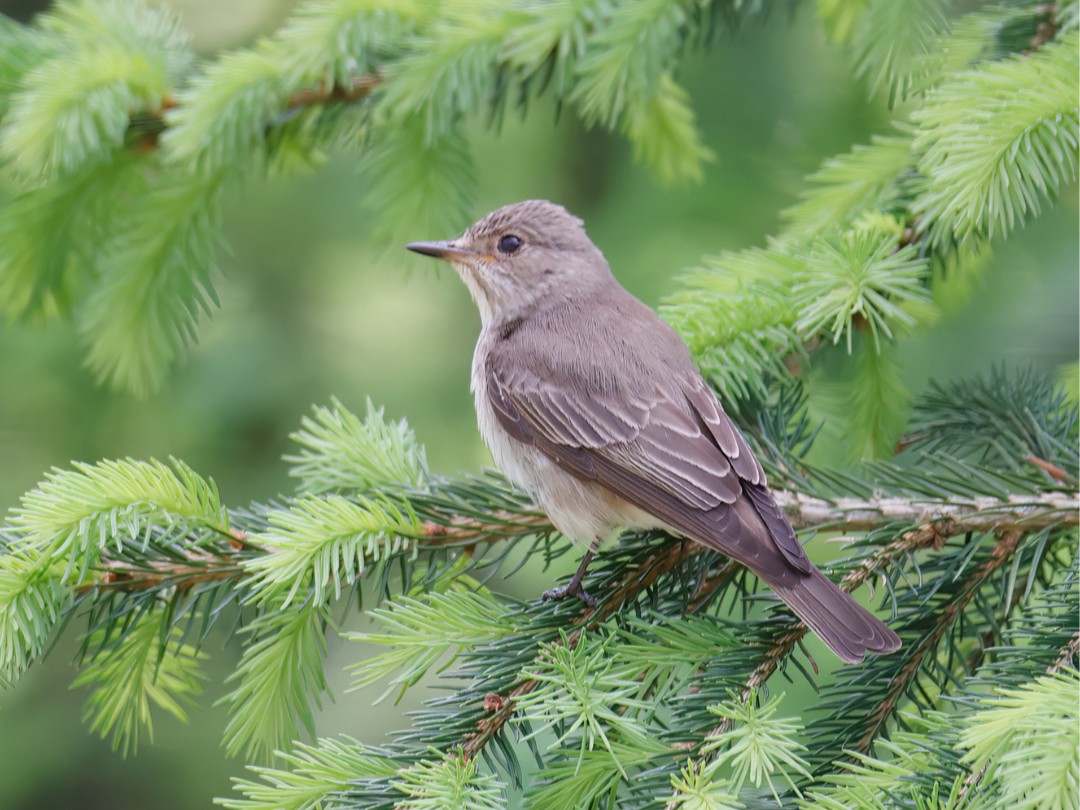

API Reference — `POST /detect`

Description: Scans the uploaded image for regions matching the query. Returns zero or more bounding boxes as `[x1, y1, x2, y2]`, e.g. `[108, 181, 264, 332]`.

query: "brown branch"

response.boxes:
[418, 510, 551, 544]
[1025, 454, 1076, 484]
[959, 626, 1079, 801]
[1047, 629, 1080, 675]
[461, 542, 689, 760]
[773, 490, 1079, 534]
[70, 507, 550, 597]
[130, 74, 383, 151]
[689, 519, 955, 751]
[65, 489, 1079, 597]
[854, 529, 1022, 753]
[73, 552, 244, 594]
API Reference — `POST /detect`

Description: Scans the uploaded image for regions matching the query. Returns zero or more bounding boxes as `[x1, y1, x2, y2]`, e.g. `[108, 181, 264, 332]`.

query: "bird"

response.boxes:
[406, 199, 901, 664]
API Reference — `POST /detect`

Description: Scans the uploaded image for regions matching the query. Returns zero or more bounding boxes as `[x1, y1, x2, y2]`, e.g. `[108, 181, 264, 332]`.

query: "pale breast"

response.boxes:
[471, 330, 659, 544]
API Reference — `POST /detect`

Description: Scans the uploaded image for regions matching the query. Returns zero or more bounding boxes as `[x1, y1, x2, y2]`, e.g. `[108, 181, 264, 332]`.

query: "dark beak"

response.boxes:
[406, 240, 476, 260]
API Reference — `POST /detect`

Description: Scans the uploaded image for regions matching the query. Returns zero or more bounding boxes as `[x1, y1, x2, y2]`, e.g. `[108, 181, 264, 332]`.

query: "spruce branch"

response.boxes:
[853, 529, 1023, 755]
[661, 502, 1075, 807]
[1048, 629, 1080, 675]
[459, 540, 691, 762]
[73, 608, 208, 756]
[958, 668, 1080, 810]
[913, 33, 1080, 243]
[221, 600, 333, 761]
[286, 397, 428, 496]
[0, 0, 193, 180]
[10, 457, 229, 573]
[54, 486, 1078, 602]
[701, 691, 813, 802]
[218, 735, 398, 810]
[122, 73, 381, 153]
[72, 551, 245, 595]
[851, 0, 949, 104]
[664, 515, 954, 800]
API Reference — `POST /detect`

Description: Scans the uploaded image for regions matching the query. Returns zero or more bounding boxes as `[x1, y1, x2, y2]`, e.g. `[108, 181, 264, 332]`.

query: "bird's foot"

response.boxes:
[542, 581, 597, 609]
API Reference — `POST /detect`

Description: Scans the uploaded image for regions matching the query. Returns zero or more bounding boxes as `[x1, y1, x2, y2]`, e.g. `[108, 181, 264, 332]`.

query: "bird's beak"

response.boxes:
[406, 240, 477, 261]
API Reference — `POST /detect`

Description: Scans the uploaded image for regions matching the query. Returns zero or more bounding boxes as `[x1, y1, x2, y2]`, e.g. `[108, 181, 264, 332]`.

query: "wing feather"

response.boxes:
[486, 360, 754, 512]
[482, 334, 899, 663]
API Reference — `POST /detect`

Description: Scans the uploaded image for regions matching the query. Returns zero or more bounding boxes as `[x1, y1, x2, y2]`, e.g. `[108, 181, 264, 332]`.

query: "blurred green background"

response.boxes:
[0, 1, 1076, 808]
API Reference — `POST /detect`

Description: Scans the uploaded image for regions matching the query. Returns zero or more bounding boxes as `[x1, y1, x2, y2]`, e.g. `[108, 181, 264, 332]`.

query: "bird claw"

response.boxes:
[542, 581, 598, 608]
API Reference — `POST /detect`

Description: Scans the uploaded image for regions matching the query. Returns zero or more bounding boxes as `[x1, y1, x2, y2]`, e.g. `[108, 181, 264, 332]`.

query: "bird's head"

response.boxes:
[407, 199, 608, 324]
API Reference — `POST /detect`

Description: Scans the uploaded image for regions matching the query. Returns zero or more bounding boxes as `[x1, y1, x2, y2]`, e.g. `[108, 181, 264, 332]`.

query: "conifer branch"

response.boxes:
[1048, 629, 1080, 676]
[460, 542, 689, 761]
[131, 74, 382, 150]
[59, 489, 1077, 598]
[661, 502, 1072, 809]
[853, 528, 1022, 754]
[958, 621, 1078, 802]
[665, 517, 955, 808]
[772, 489, 1079, 533]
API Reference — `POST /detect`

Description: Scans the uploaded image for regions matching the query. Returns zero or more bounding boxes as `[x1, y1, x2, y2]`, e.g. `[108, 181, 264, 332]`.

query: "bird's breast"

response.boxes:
[470, 329, 661, 544]
[471, 335, 541, 495]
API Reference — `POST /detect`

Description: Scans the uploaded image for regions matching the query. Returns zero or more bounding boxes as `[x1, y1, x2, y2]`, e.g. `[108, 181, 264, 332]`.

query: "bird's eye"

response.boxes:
[497, 234, 523, 255]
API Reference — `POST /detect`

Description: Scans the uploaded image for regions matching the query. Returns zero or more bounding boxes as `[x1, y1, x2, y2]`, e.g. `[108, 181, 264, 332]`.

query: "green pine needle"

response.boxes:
[0, 17, 57, 118]
[515, 630, 652, 776]
[0, 0, 191, 180]
[852, 0, 949, 103]
[801, 712, 960, 809]
[378, 2, 521, 145]
[164, 49, 288, 173]
[914, 34, 1080, 243]
[73, 610, 208, 757]
[0, 154, 144, 321]
[793, 226, 929, 352]
[849, 337, 911, 461]
[503, 0, 606, 98]
[527, 735, 671, 808]
[960, 669, 1080, 810]
[359, 116, 475, 243]
[346, 590, 520, 703]
[221, 602, 332, 761]
[218, 735, 398, 810]
[11, 457, 227, 577]
[273, 0, 421, 88]
[392, 754, 505, 810]
[78, 169, 227, 397]
[572, 0, 692, 128]
[244, 494, 420, 607]
[704, 691, 813, 802]
[666, 759, 743, 810]
[0, 548, 68, 682]
[663, 246, 803, 402]
[286, 397, 428, 496]
[781, 134, 912, 239]
[623, 72, 714, 186]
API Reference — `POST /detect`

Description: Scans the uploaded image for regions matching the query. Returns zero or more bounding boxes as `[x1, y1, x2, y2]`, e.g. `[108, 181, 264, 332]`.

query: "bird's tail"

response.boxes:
[769, 567, 901, 664]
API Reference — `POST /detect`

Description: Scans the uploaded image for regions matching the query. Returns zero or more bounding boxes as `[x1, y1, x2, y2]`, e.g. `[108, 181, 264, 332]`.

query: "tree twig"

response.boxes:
[854, 529, 1022, 753]
[958, 626, 1080, 801]
[461, 543, 689, 760]
[130, 74, 383, 150]
[660, 520, 1038, 810]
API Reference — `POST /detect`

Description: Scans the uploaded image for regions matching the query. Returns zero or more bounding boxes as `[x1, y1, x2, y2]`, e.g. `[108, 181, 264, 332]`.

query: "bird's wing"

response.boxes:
[485, 356, 811, 574]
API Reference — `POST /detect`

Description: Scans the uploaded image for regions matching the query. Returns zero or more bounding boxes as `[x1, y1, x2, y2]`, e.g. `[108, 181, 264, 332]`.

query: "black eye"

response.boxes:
[497, 234, 523, 254]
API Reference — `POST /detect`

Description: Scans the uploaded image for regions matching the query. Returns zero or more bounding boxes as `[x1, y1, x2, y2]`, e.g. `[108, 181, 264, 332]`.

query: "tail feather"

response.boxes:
[771, 567, 901, 664]
[716, 492, 901, 664]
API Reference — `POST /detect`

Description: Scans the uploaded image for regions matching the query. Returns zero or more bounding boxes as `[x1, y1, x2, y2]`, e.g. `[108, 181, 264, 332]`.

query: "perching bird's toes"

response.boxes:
[542, 581, 598, 608]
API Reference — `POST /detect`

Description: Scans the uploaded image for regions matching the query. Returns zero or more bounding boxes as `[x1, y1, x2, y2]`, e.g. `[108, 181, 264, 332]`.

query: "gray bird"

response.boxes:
[407, 199, 901, 664]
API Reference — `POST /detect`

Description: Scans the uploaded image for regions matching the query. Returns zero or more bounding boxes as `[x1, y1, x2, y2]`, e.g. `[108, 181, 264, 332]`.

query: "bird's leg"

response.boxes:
[542, 548, 597, 608]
